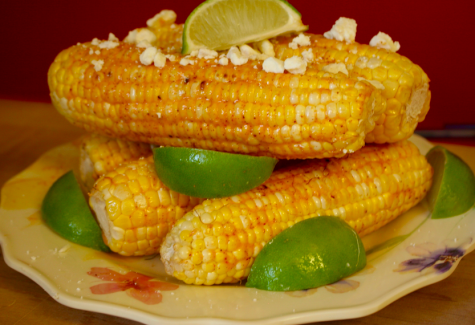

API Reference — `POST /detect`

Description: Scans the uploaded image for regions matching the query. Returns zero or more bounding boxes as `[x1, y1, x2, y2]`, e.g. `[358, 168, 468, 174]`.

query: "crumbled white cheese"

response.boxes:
[146, 10, 177, 28]
[301, 49, 314, 62]
[241, 44, 269, 60]
[322, 63, 349, 76]
[256, 40, 275, 57]
[124, 28, 157, 46]
[108, 33, 119, 42]
[94, 33, 120, 49]
[289, 33, 311, 49]
[165, 54, 176, 62]
[227, 46, 248, 65]
[154, 52, 166, 68]
[89, 49, 93, 55]
[357, 77, 385, 90]
[262, 57, 284, 74]
[284, 56, 307, 74]
[180, 57, 195, 66]
[324, 17, 357, 43]
[91, 59, 104, 72]
[189, 50, 199, 57]
[197, 48, 218, 59]
[136, 40, 152, 48]
[95, 50, 100, 55]
[140, 46, 158, 65]
[369, 32, 400, 52]
[91, 38, 100, 46]
[218, 57, 229, 65]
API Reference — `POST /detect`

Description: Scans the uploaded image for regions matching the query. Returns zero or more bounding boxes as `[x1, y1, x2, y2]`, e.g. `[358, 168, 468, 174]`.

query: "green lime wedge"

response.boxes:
[246, 216, 366, 291]
[41, 171, 110, 252]
[182, 0, 308, 54]
[153, 147, 278, 198]
[426, 146, 475, 219]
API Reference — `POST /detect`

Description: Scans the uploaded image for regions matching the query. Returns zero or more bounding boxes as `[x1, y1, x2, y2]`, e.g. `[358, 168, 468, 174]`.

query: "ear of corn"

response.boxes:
[80, 134, 152, 189]
[48, 40, 384, 159]
[159, 140, 433, 285]
[273, 34, 431, 144]
[89, 156, 203, 256]
[148, 24, 183, 54]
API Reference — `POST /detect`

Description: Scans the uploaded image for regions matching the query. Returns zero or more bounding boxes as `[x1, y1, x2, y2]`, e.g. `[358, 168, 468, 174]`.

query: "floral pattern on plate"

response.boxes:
[394, 239, 471, 274]
[88, 267, 178, 305]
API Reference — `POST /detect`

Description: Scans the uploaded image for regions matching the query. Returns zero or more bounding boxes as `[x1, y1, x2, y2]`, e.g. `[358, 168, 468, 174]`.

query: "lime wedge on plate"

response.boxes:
[426, 146, 475, 219]
[41, 171, 110, 252]
[182, 0, 308, 54]
[246, 216, 366, 291]
[153, 147, 278, 198]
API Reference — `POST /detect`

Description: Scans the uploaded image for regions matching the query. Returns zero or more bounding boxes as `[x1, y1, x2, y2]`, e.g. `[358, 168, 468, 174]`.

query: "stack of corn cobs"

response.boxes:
[48, 11, 433, 286]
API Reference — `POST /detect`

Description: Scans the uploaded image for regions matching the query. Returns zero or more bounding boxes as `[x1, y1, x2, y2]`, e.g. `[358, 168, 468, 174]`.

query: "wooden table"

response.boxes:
[1, 99, 474, 325]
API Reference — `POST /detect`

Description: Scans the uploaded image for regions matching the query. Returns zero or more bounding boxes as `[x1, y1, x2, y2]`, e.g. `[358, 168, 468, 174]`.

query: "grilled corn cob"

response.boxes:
[80, 133, 152, 189]
[48, 39, 384, 159]
[89, 156, 203, 256]
[160, 140, 433, 285]
[127, 9, 183, 53]
[273, 34, 431, 143]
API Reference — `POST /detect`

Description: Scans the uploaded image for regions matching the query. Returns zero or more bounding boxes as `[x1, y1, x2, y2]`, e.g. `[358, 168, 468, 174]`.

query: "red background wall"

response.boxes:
[1, 0, 474, 130]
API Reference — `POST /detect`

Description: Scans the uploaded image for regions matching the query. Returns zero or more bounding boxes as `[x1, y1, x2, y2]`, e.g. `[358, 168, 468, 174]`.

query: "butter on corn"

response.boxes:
[160, 140, 433, 285]
[89, 156, 202, 256]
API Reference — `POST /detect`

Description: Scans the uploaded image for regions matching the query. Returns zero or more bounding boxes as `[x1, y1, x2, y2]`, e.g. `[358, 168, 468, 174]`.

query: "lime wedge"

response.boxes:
[245, 216, 366, 291]
[41, 171, 110, 252]
[153, 147, 278, 198]
[426, 146, 475, 219]
[182, 0, 308, 54]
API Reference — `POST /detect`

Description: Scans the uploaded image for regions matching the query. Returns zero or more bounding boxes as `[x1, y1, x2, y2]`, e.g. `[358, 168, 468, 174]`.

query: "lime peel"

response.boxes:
[426, 146, 475, 219]
[245, 216, 366, 291]
[41, 171, 110, 252]
[153, 147, 278, 198]
[182, 0, 308, 54]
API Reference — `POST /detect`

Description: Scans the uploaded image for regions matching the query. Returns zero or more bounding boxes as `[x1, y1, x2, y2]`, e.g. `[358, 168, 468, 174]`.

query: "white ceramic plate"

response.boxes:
[1, 135, 474, 325]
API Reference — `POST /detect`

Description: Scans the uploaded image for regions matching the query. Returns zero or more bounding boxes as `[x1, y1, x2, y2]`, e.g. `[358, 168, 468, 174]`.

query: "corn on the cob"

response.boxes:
[273, 34, 431, 144]
[80, 133, 152, 189]
[148, 24, 183, 54]
[160, 140, 433, 285]
[48, 39, 384, 159]
[89, 156, 203, 256]
[124, 9, 183, 53]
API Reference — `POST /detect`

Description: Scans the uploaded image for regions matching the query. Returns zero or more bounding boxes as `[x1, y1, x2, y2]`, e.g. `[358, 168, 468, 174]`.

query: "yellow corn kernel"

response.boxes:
[160, 140, 433, 285]
[88, 156, 203, 256]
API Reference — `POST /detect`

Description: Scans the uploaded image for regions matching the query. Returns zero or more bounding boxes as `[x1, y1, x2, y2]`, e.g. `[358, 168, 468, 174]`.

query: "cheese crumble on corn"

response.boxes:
[49, 17, 430, 158]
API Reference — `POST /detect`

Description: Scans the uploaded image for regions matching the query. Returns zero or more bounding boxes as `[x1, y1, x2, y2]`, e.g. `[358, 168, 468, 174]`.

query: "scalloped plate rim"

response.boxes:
[0, 134, 474, 325]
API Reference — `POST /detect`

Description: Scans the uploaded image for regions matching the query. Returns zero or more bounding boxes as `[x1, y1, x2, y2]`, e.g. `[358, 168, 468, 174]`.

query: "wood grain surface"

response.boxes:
[1, 99, 474, 325]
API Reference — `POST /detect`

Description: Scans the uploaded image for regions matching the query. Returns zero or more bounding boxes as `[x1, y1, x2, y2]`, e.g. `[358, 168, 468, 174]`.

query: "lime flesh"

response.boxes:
[182, 0, 308, 54]
[426, 146, 475, 219]
[41, 171, 110, 252]
[153, 147, 278, 198]
[245, 216, 366, 291]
